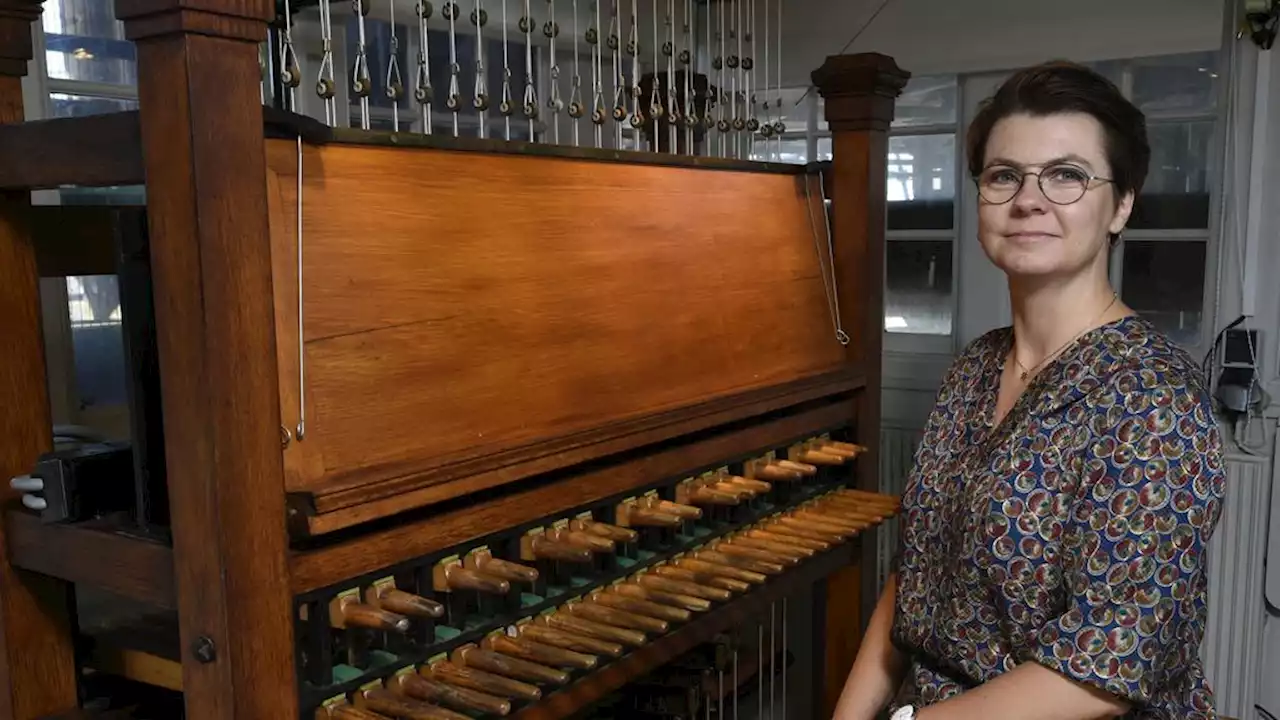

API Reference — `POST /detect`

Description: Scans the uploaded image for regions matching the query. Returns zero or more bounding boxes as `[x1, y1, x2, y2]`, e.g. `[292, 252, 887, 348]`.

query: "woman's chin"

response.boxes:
[988, 251, 1066, 278]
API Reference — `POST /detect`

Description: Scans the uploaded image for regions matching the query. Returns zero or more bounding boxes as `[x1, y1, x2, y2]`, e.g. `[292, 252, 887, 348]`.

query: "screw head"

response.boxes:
[192, 636, 216, 663]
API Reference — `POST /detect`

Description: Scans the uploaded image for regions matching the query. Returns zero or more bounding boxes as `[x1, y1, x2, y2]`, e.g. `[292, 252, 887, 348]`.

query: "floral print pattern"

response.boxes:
[890, 316, 1225, 719]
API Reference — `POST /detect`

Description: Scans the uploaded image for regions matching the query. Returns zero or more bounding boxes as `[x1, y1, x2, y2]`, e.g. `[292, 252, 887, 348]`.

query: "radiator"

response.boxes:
[876, 426, 923, 590]
[1202, 451, 1273, 719]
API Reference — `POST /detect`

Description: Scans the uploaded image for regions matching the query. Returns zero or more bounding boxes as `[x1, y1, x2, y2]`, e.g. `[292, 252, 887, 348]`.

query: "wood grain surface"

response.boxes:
[114, 0, 299, 715]
[0, 6, 82, 713]
[265, 138, 853, 529]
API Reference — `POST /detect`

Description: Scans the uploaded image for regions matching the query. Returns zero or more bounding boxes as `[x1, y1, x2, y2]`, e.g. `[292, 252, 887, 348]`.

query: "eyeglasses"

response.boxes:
[974, 164, 1113, 206]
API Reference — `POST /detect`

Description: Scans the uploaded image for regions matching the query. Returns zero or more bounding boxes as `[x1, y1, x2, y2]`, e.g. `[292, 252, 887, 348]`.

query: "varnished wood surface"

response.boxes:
[810, 52, 909, 717]
[0, 51, 81, 719]
[115, 1, 299, 715]
[5, 512, 177, 610]
[290, 399, 854, 594]
[296, 371, 862, 536]
[265, 138, 853, 532]
[0, 110, 145, 190]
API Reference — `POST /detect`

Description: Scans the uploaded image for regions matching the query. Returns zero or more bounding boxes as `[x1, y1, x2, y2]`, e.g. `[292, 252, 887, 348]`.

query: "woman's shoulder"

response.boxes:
[1087, 315, 1212, 399]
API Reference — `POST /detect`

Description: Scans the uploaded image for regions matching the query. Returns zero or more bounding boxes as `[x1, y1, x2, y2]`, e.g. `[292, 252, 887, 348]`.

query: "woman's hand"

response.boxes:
[830, 573, 906, 720]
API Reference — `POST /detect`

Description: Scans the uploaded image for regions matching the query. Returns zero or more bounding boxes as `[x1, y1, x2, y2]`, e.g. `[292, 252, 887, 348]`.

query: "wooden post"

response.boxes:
[810, 52, 909, 719]
[110, 0, 299, 716]
[0, 3, 83, 718]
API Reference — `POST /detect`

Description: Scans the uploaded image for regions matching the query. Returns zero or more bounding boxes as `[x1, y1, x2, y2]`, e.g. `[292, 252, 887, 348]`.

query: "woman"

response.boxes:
[832, 61, 1226, 720]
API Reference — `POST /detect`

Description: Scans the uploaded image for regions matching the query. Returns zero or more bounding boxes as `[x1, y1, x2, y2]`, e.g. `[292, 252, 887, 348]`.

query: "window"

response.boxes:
[1097, 51, 1220, 349]
[883, 76, 959, 343]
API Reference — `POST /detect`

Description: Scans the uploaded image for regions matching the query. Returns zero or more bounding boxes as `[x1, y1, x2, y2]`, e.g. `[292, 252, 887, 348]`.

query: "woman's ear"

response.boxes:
[1109, 190, 1135, 236]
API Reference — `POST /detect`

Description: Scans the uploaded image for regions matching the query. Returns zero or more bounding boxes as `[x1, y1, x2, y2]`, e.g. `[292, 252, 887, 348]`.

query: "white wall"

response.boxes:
[780, 0, 1222, 83]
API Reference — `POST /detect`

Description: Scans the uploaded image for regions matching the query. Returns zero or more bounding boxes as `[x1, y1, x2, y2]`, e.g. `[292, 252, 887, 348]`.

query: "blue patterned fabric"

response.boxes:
[890, 316, 1225, 719]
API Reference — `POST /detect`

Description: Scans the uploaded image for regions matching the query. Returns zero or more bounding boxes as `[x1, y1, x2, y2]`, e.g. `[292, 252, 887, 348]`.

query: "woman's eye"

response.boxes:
[1047, 166, 1088, 183]
[988, 170, 1019, 185]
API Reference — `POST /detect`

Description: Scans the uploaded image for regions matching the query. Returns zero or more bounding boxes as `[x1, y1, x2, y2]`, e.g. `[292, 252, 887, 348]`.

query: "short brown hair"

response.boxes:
[965, 60, 1150, 201]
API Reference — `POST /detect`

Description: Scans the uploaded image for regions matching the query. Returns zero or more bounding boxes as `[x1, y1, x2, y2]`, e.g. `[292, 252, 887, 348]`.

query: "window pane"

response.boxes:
[66, 275, 129, 409]
[750, 136, 807, 163]
[49, 92, 136, 118]
[1129, 120, 1213, 230]
[887, 134, 955, 230]
[892, 75, 957, 129]
[1131, 51, 1220, 117]
[42, 0, 136, 85]
[1120, 240, 1205, 347]
[886, 240, 953, 335]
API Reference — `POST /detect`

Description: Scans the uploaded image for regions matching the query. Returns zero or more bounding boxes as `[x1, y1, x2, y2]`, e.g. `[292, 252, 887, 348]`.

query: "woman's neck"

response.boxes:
[1008, 271, 1122, 368]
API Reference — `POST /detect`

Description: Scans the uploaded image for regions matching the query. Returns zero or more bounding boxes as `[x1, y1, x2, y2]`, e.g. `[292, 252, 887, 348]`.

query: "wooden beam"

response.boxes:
[0, 112, 145, 191]
[0, 0, 83, 716]
[5, 512, 176, 610]
[809, 52, 909, 719]
[110, 0, 298, 716]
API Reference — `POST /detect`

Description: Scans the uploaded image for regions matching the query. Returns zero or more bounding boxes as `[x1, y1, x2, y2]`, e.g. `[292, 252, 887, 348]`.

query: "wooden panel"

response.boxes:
[5, 512, 176, 610]
[114, 0, 298, 715]
[0, 111, 145, 191]
[289, 397, 854, 594]
[0, 22, 82, 715]
[264, 138, 853, 527]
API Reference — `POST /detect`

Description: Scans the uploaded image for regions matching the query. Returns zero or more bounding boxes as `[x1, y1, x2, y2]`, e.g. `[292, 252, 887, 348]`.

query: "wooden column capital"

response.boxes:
[114, 0, 273, 42]
[810, 52, 910, 132]
[0, 0, 41, 77]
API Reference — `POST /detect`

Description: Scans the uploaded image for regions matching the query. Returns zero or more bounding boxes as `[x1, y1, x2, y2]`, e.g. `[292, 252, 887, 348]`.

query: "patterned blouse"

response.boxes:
[890, 316, 1226, 719]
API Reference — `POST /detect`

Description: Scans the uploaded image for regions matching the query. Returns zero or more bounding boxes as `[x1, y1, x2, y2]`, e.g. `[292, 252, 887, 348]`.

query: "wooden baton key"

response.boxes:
[745, 528, 831, 551]
[723, 475, 771, 493]
[616, 500, 683, 528]
[673, 557, 768, 584]
[653, 564, 751, 593]
[330, 593, 411, 633]
[691, 548, 784, 575]
[316, 700, 390, 720]
[636, 572, 734, 601]
[775, 459, 818, 475]
[433, 558, 510, 595]
[520, 530, 594, 563]
[546, 525, 616, 553]
[610, 580, 712, 612]
[358, 686, 471, 720]
[730, 534, 814, 559]
[464, 548, 540, 584]
[483, 632, 598, 670]
[452, 644, 569, 685]
[367, 581, 445, 619]
[564, 598, 670, 633]
[570, 517, 639, 543]
[586, 588, 692, 622]
[759, 519, 847, 544]
[423, 660, 542, 702]
[541, 610, 647, 647]
[519, 623, 624, 657]
[712, 539, 800, 567]
[391, 672, 512, 716]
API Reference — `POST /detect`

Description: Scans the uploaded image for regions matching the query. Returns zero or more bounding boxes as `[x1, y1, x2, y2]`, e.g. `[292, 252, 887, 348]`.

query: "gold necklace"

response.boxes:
[1012, 292, 1119, 381]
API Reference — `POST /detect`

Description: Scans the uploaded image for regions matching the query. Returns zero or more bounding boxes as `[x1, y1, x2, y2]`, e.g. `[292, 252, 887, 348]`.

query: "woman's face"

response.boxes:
[975, 112, 1133, 282]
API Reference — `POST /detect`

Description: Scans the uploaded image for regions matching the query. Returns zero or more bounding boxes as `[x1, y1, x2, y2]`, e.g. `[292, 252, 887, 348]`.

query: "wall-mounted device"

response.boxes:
[1241, 0, 1279, 49]
[1215, 327, 1262, 414]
